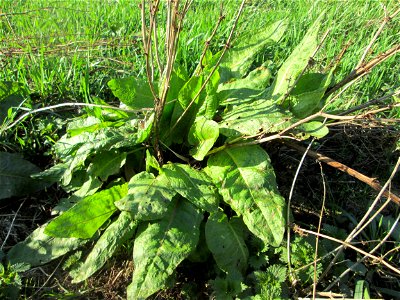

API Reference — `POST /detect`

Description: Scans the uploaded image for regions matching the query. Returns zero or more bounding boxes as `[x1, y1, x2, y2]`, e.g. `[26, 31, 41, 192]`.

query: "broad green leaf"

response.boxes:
[159, 67, 189, 138]
[70, 212, 137, 283]
[287, 72, 333, 118]
[145, 150, 161, 173]
[108, 77, 156, 109]
[55, 121, 148, 185]
[269, 15, 323, 104]
[198, 69, 220, 120]
[220, 97, 328, 139]
[7, 223, 87, 267]
[299, 121, 329, 138]
[219, 98, 293, 138]
[72, 175, 102, 197]
[128, 199, 202, 299]
[162, 163, 219, 212]
[167, 75, 206, 144]
[205, 211, 249, 274]
[218, 63, 272, 104]
[178, 75, 204, 109]
[205, 145, 286, 247]
[87, 150, 127, 181]
[135, 113, 154, 143]
[67, 116, 110, 137]
[0, 152, 50, 200]
[188, 116, 219, 161]
[115, 172, 176, 220]
[31, 163, 68, 183]
[220, 20, 287, 82]
[45, 184, 128, 239]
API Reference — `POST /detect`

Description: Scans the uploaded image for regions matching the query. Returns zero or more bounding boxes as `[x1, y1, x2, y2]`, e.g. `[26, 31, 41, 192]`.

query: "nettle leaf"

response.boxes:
[220, 19, 287, 82]
[287, 71, 334, 118]
[205, 211, 249, 274]
[108, 77, 156, 109]
[45, 184, 128, 239]
[218, 63, 272, 105]
[70, 212, 137, 283]
[128, 199, 202, 299]
[0, 152, 51, 200]
[269, 15, 323, 104]
[115, 171, 176, 221]
[205, 145, 286, 247]
[219, 98, 292, 138]
[87, 150, 127, 181]
[162, 163, 219, 212]
[188, 116, 219, 161]
[7, 223, 87, 267]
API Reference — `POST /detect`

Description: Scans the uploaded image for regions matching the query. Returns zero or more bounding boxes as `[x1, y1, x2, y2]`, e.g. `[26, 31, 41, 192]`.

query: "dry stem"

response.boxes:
[284, 141, 400, 205]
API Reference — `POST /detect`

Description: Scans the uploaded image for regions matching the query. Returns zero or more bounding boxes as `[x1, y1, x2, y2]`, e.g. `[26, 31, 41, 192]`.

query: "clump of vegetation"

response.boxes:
[1, 1, 399, 299]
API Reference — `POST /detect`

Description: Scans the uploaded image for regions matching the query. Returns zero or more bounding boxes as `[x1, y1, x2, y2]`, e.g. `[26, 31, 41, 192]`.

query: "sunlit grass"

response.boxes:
[0, 0, 398, 109]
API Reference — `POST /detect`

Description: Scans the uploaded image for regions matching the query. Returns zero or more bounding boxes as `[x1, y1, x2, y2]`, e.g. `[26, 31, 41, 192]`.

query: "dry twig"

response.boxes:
[284, 141, 400, 205]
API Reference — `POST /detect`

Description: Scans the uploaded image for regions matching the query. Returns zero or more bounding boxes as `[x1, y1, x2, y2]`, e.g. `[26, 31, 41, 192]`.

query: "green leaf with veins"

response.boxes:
[115, 171, 176, 220]
[7, 224, 88, 267]
[108, 76, 156, 109]
[0, 152, 51, 200]
[70, 212, 137, 283]
[127, 199, 202, 299]
[45, 184, 127, 239]
[218, 62, 272, 104]
[286, 71, 334, 118]
[162, 163, 219, 212]
[205, 210, 249, 274]
[88, 150, 127, 181]
[220, 19, 287, 82]
[219, 98, 292, 138]
[205, 145, 286, 247]
[268, 14, 323, 104]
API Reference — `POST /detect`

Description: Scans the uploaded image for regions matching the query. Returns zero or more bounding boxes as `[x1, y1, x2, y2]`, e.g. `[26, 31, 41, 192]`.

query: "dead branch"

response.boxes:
[356, 6, 400, 68]
[325, 44, 400, 98]
[284, 140, 400, 206]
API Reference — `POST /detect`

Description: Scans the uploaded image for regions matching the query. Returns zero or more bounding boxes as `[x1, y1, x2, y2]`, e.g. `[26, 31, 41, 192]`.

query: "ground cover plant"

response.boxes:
[1, 0, 400, 299]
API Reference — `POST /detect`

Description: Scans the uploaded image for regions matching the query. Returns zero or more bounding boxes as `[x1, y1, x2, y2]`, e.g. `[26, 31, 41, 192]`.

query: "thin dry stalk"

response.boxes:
[280, 29, 330, 105]
[284, 141, 400, 206]
[168, 0, 247, 136]
[292, 224, 400, 275]
[0, 200, 25, 250]
[195, 3, 225, 75]
[1, 102, 148, 134]
[286, 138, 316, 282]
[356, 6, 400, 68]
[324, 211, 400, 292]
[140, 0, 160, 98]
[312, 163, 326, 299]
[304, 156, 400, 285]
[338, 89, 400, 116]
[325, 43, 400, 98]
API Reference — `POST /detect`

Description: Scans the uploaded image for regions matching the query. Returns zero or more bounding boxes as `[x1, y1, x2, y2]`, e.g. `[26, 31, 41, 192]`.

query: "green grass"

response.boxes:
[1, 0, 398, 108]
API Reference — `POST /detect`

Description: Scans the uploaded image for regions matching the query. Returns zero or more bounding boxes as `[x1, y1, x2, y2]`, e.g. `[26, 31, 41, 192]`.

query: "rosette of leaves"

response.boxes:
[7, 13, 334, 299]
